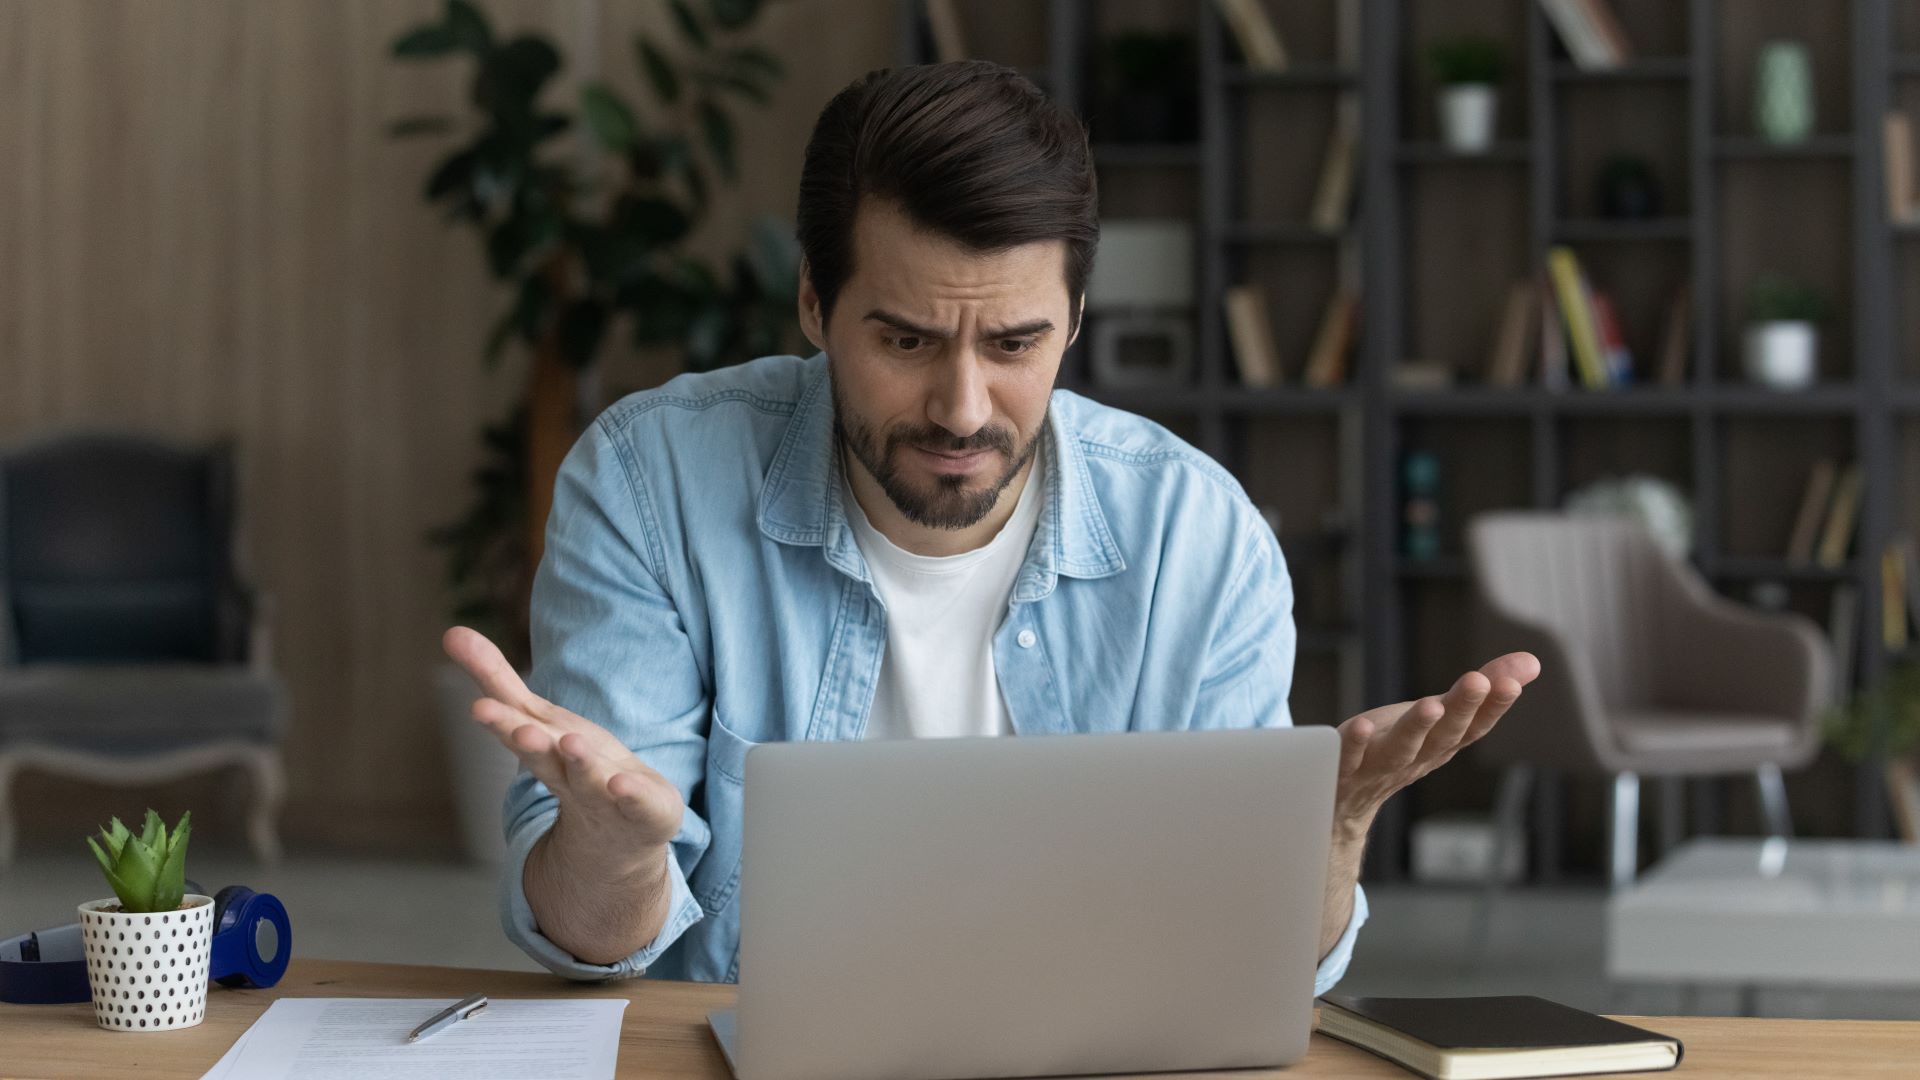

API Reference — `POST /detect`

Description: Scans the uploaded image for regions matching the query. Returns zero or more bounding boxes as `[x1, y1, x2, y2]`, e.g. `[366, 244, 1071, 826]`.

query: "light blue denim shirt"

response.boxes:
[501, 350, 1367, 994]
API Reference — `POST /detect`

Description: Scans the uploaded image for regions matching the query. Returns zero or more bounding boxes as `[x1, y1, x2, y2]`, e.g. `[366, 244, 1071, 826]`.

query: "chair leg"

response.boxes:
[1610, 771, 1641, 890]
[1469, 764, 1533, 966]
[1754, 763, 1794, 839]
[1657, 776, 1686, 857]
[0, 754, 17, 869]
[246, 748, 285, 865]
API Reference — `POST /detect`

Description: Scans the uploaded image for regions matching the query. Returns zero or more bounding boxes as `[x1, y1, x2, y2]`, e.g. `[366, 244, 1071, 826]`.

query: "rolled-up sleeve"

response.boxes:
[1194, 509, 1366, 996]
[498, 415, 712, 980]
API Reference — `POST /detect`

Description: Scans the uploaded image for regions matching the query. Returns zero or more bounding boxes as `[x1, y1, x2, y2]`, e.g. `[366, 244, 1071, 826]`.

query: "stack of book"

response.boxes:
[1224, 284, 1358, 389]
[1484, 249, 1687, 389]
[1785, 460, 1864, 570]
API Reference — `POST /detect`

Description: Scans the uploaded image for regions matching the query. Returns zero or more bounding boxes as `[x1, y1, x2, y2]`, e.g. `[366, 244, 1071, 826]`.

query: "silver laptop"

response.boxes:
[707, 726, 1339, 1080]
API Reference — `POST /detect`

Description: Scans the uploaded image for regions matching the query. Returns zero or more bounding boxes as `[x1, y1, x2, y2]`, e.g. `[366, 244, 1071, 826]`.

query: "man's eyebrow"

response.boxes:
[864, 309, 1055, 340]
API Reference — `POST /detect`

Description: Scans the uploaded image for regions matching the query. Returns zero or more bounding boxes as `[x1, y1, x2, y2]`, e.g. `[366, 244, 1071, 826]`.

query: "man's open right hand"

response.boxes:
[442, 626, 685, 871]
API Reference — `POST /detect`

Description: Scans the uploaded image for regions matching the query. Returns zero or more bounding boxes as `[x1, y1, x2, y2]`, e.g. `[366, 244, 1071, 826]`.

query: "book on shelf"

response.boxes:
[1213, 0, 1288, 72]
[1536, 0, 1628, 70]
[1223, 283, 1283, 387]
[1786, 459, 1839, 565]
[1308, 94, 1361, 233]
[1885, 542, 1912, 651]
[1316, 995, 1681, 1080]
[1830, 583, 1860, 702]
[922, 0, 967, 63]
[1393, 362, 1455, 390]
[1816, 462, 1865, 570]
[1588, 290, 1635, 385]
[1304, 289, 1358, 388]
[1656, 283, 1691, 387]
[1887, 112, 1918, 225]
[1538, 271, 1569, 390]
[1903, 535, 1920, 644]
[1546, 247, 1609, 390]
[1486, 280, 1536, 387]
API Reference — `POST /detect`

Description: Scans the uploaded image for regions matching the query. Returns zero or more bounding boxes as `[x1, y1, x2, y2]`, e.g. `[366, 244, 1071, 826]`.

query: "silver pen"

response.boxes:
[408, 993, 489, 1043]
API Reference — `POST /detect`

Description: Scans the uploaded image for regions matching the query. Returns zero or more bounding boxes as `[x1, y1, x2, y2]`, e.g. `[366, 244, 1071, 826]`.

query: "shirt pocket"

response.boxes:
[692, 708, 755, 916]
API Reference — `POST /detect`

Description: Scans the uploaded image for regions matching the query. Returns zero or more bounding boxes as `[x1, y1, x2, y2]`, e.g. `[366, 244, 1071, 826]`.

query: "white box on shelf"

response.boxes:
[1410, 814, 1524, 884]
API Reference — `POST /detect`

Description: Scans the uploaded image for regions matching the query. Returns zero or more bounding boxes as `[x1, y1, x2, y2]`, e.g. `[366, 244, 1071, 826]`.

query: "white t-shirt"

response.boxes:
[842, 449, 1046, 741]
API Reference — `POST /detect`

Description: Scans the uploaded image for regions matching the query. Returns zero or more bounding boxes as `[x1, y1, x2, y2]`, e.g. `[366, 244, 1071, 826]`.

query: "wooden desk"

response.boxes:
[2, 959, 1917, 1078]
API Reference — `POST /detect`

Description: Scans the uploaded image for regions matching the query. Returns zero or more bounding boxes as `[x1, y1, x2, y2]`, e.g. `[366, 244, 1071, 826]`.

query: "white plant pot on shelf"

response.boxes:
[1743, 320, 1818, 389]
[79, 893, 214, 1031]
[1439, 84, 1498, 153]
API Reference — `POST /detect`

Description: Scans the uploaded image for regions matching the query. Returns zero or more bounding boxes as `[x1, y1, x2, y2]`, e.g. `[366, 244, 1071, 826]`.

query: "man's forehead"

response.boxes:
[849, 200, 1069, 295]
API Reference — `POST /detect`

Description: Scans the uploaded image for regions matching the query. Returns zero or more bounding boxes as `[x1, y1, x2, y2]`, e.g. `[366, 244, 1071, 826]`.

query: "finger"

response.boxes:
[1480, 651, 1541, 689]
[1462, 674, 1525, 744]
[1336, 714, 1372, 779]
[470, 699, 568, 789]
[444, 626, 543, 714]
[1424, 671, 1491, 756]
[1377, 696, 1446, 769]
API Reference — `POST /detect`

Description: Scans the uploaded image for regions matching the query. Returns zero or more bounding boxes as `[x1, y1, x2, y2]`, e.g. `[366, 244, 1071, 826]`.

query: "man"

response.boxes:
[444, 61, 1539, 992]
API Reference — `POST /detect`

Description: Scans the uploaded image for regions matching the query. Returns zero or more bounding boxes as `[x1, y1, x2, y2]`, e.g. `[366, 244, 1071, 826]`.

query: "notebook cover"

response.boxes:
[1319, 995, 1682, 1056]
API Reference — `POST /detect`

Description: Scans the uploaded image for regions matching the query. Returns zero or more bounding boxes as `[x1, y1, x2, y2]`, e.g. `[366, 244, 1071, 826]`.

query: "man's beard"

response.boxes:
[831, 378, 1042, 531]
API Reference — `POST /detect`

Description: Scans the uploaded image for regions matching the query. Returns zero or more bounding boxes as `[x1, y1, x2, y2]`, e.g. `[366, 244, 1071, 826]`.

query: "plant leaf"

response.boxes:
[388, 115, 455, 138]
[636, 36, 681, 104]
[103, 817, 130, 861]
[393, 23, 458, 58]
[139, 809, 163, 852]
[696, 68, 769, 105]
[725, 45, 784, 80]
[118, 833, 164, 912]
[705, 0, 760, 31]
[696, 99, 736, 181]
[155, 813, 191, 911]
[667, 1, 709, 50]
[445, 0, 492, 53]
[581, 83, 640, 154]
[425, 149, 477, 201]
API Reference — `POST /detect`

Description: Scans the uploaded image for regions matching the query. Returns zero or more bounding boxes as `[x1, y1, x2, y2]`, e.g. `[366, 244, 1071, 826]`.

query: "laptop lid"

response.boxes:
[728, 726, 1339, 1080]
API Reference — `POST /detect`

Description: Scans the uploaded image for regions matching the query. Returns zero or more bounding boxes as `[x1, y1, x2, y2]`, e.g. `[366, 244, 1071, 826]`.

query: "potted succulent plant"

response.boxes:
[1430, 37, 1506, 153]
[79, 810, 214, 1031]
[1743, 276, 1828, 390]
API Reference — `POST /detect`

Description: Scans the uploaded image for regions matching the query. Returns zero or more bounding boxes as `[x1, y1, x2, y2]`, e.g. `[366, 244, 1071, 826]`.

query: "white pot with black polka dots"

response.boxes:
[78, 893, 215, 1031]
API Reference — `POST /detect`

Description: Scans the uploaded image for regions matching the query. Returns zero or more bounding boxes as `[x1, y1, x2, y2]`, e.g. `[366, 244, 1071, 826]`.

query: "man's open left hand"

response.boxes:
[1331, 652, 1541, 837]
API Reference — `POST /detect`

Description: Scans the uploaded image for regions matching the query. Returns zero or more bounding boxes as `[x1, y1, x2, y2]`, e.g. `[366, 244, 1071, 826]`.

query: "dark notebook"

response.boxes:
[1316, 995, 1683, 1080]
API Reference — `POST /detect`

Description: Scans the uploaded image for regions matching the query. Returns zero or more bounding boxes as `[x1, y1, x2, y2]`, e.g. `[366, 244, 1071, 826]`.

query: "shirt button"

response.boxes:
[1017, 630, 1037, 649]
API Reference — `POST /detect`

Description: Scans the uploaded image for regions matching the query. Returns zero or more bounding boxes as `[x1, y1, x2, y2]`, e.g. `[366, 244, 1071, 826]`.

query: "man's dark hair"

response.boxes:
[795, 60, 1099, 336]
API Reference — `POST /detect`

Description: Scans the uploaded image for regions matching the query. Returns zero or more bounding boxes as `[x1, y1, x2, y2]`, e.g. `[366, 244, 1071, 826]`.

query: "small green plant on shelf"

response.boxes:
[1428, 37, 1507, 86]
[1824, 661, 1920, 765]
[1747, 276, 1829, 325]
[86, 809, 192, 913]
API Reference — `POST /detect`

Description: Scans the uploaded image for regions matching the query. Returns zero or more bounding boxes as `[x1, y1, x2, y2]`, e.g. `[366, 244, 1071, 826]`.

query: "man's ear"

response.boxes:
[797, 257, 827, 353]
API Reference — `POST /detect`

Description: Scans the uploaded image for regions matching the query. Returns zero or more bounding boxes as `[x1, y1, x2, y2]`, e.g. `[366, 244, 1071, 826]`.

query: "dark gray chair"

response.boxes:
[0, 433, 286, 864]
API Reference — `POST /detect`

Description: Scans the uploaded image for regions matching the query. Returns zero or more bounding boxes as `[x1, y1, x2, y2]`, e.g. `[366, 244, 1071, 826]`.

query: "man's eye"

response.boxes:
[891, 335, 925, 352]
[998, 339, 1036, 356]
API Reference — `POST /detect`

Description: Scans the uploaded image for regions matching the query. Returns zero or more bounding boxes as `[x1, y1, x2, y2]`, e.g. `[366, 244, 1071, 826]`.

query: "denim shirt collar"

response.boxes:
[755, 352, 1126, 600]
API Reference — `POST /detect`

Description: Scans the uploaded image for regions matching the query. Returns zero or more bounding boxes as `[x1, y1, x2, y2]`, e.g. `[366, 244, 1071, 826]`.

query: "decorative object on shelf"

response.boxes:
[1597, 155, 1663, 219]
[1095, 30, 1198, 144]
[1563, 475, 1693, 559]
[1212, 0, 1288, 73]
[1822, 658, 1920, 841]
[1223, 282, 1282, 387]
[922, 0, 966, 63]
[1411, 815, 1523, 884]
[1754, 40, 1816, 144]
[1742, 276, 1827, 390]
[1886, 111, 1919, 224]
[1429, 37, 1506, 154]
[81, 810, 213, 1031]
[1400, 450, 1443, 561]
[1087, 219, 1195, 388]
[1090, 314, 1196, 389]
[1537, 0, 1632, 70]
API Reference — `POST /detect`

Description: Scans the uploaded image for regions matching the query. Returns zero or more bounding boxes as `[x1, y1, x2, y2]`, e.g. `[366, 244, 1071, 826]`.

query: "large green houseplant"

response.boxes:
[393, 0, 800, 668]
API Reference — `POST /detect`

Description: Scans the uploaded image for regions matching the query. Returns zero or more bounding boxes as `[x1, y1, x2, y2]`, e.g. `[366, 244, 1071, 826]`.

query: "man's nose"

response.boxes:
[926, 347, 993, 439]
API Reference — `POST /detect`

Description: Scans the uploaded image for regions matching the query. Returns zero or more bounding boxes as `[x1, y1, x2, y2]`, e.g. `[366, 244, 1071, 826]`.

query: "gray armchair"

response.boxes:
[0, 433, 286, 864]
[1466, 511, 1831, 888]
